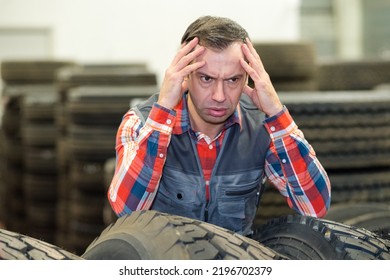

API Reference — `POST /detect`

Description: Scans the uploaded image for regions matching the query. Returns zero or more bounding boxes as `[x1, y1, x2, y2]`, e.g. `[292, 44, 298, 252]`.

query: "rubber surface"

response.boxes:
[82, 210, 288, 260]
[0, 229, 82, 260]
[253, 215, 390, 260]
[325, 203, 390, 232]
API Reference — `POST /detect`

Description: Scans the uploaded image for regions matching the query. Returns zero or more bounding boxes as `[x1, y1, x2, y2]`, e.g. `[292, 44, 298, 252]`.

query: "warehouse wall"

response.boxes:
[0, 0, 301, 84]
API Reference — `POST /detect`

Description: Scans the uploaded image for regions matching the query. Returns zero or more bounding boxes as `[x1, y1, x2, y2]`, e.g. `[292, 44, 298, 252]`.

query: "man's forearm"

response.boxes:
[108, 104, 175, 216]
[264, 107, 331, 217]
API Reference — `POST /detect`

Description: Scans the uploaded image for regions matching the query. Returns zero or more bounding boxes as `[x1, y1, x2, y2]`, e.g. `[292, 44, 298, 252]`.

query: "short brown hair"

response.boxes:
[181, 16, 249, 50]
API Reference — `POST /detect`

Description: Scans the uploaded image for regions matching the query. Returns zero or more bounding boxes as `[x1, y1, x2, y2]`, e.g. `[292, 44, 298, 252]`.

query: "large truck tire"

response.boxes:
[252, 215, 390, 260]
[0, 229, 82, 260]
[82, 210, 288, 260]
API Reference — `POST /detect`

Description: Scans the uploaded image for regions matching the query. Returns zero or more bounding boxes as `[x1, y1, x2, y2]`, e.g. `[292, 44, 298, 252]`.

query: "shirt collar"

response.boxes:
[172, 92, 242, 135]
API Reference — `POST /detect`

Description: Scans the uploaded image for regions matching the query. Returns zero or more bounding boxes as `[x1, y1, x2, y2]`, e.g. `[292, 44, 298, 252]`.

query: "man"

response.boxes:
[108, 16, 331, 236]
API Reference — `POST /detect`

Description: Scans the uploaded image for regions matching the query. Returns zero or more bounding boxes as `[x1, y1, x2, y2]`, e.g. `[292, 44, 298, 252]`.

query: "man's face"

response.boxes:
[187, 42, 247, 133]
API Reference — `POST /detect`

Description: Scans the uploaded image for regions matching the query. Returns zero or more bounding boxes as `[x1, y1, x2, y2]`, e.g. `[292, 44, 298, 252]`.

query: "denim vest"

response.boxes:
[134, 94, 270, 236]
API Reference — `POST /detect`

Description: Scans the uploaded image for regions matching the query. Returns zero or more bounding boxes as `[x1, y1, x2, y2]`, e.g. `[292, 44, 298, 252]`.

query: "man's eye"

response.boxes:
[228, 77, 239, 83]
[200, 76, 212, 82]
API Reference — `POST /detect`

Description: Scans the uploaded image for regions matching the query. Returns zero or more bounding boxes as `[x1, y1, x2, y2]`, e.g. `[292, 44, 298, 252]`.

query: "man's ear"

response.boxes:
[181, 78, 189, 93]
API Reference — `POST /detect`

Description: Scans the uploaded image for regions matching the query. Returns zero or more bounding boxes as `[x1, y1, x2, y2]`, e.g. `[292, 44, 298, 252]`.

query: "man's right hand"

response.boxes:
[157, 37, 206, 110]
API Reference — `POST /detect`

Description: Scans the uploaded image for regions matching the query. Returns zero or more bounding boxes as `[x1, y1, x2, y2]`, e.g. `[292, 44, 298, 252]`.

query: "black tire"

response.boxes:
[0, 229, 83, 260]
[317, 59, 390, 91]
[252, 42, 317, 79]
[346, 211, 390, 232]
[325, 202, 390, 232]
[82, 210, 288, 260]
[325, 202, 390, 224]
[253, 215, 390, 260]
[1, 60, 75, 83]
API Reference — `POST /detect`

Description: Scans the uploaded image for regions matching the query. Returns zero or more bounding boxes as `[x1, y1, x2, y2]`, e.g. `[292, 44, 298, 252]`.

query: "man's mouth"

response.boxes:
[207, 107, 227, 117]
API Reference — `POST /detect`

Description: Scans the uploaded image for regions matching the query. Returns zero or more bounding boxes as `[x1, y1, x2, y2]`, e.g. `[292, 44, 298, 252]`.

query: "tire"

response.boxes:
[253, 215, 390, 260]
[317, 59, 390, 91]
[0, 229, 82, 260]
[324, 202, 390, 232]
[252, 42, 317, 79]
[346, 211, 390, 232]
[1, 60, 75, 83]
[58, 66, 158, 88]
[82, 210, 288, 260]
[325, 202, 390, 223]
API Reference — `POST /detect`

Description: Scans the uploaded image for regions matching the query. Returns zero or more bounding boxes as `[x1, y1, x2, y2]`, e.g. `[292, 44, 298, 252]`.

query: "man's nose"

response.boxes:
[212, 80, 226, 102]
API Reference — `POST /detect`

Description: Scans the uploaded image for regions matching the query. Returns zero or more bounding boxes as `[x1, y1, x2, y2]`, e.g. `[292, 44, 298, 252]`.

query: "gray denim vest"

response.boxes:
[134, 93, 270, 235]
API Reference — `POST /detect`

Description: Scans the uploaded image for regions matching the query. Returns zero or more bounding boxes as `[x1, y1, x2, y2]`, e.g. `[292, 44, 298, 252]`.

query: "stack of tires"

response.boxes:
[252, 41, 318, 91]
[55, 64, 157, 255]
[20, 88, 59, 243]
[0, 90, 24, 233]
[0, 60, 75, 240]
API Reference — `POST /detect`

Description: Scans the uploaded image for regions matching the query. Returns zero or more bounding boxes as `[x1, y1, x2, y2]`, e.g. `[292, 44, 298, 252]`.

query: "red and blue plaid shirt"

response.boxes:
[108, 94, 331, 218]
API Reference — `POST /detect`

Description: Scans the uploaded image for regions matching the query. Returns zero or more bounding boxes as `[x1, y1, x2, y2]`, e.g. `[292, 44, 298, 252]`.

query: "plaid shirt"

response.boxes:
[108, 94, 331, 218]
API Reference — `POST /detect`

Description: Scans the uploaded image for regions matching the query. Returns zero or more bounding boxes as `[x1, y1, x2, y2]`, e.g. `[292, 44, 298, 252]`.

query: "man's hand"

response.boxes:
[240, 38, 283, 117]
[158, 37, 206, 110]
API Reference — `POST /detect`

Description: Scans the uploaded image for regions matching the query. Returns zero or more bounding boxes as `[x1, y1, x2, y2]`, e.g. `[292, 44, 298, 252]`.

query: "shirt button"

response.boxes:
[166, 119, 172, 125]
[270, 126, 276, 132]
[209, 145, 213, 150]
[159, 153, 164, 158]
[282, 159, 287, 164]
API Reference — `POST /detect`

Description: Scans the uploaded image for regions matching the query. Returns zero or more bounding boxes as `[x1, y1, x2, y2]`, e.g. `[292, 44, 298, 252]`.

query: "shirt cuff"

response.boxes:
[145, 102, 176, 134]
[263, 106, 297, 140]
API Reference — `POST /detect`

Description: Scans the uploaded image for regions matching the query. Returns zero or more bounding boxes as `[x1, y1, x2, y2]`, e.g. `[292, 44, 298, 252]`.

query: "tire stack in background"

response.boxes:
[252, 42, 318, 92]
[0, 89, 24, 233]
[0, 60, 75, 241]
[314, 58, 390, 232]
[20, 87, 59, 243]
[55, 64, 157, 255]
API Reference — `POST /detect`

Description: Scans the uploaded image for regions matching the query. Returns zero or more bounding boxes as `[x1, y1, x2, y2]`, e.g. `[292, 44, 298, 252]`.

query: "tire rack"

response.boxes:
[255, 89, 390, 225]
[55, 65, 157, 255]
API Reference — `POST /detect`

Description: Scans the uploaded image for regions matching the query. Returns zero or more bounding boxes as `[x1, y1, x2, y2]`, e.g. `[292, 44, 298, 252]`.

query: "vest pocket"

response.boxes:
[218, 198, 246, 219]
[217, 182, 260, 233]
[156, 182, 196, 205]
[152, 170, 201, 219]
[218, 183, 259, 218]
